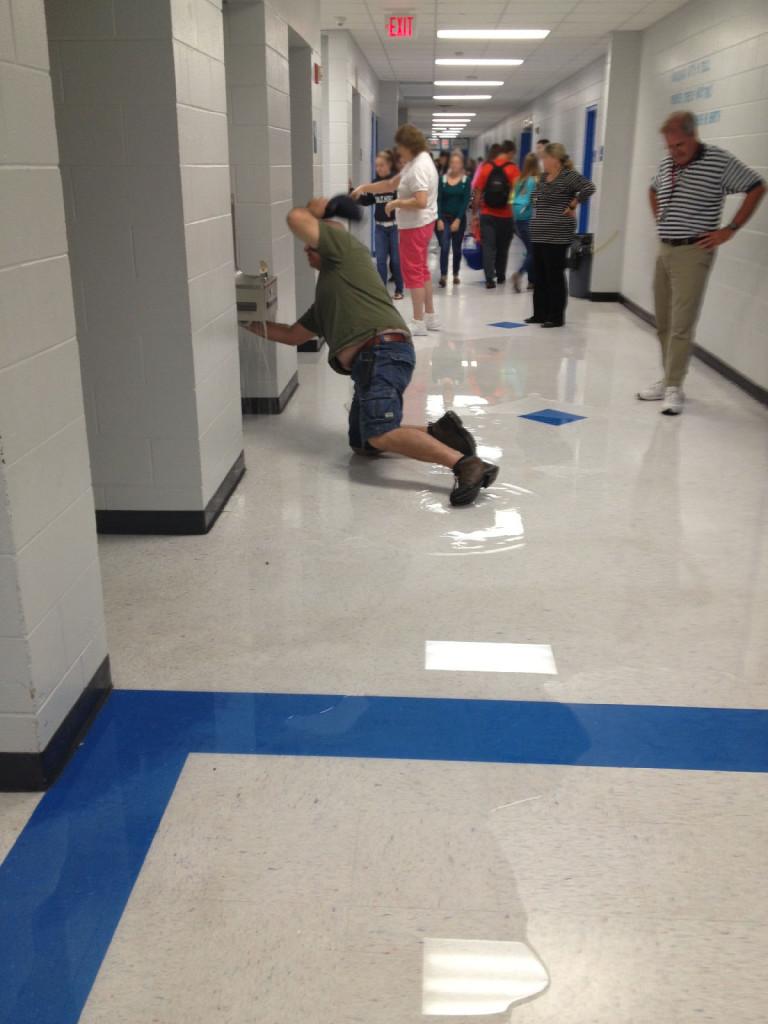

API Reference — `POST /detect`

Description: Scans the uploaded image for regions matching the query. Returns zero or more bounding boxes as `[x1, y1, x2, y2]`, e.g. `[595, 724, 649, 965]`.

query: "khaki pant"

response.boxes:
[653, 243, 714, 387]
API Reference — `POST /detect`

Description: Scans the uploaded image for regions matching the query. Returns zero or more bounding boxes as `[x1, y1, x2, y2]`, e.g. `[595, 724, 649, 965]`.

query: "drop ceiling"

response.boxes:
[320, 0, 690, 136]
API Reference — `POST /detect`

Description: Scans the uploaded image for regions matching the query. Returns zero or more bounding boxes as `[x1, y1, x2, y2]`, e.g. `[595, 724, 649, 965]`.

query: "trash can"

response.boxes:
[568, 233, 593, 299]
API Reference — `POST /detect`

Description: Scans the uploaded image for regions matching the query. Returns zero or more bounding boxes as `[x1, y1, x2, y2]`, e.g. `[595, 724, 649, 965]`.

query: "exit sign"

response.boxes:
[387, 14, 415, 38]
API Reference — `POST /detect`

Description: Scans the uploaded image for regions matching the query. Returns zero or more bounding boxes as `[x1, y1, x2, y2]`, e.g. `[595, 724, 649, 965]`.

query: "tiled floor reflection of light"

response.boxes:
[425, 641, 557, 674]
[422, 938, 549, 1016]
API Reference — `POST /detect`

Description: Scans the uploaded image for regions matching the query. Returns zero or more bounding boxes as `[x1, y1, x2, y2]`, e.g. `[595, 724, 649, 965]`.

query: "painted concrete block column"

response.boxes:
[225, 0, 298, 413]
[0, 0, 110, 789]
[592, 33, 643, 295]
[46, 0, 244, 533]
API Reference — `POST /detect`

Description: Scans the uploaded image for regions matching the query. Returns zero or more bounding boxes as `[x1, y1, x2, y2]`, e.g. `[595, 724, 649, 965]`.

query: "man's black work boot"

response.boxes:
[450, 456, 499, 507]
[428, 411, 477, 457]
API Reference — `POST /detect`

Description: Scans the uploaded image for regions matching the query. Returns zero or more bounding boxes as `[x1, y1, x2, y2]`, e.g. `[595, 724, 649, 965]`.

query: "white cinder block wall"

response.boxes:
[225, 0, 298, 401]
[174, 0, 243, 503]
[0, 0, 108, 757]
[621, 0, 768, 390]
[46, 0, 242, 515]
[322, 30, 380, 246]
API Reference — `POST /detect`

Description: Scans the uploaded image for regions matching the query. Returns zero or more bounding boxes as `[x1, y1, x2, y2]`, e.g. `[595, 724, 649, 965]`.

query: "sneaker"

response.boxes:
[393, 292, 404, 301]
[453, 275, 460, 285]
[661, 387, 684, 415]
[450, 456, 499, 507]
[486, 281, 496, 290]
[425, 313, 442, 332]
[428, 411, 477, 457]
[637, 381, 665, 401]
[512, 272, 522, 293]
[497, 276, 506, 285]
[410, 319, 428, 337]
[439, 276, 447, 288]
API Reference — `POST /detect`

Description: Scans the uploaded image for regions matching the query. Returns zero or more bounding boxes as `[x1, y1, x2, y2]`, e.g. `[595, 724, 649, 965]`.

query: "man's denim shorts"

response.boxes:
[349, 338, 416, 450]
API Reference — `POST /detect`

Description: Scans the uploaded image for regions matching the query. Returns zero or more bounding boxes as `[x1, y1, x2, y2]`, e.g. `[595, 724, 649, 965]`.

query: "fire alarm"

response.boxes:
[314, 63, 323, 84]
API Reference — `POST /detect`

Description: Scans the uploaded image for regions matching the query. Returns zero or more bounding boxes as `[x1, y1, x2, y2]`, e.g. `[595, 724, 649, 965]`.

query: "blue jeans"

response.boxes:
[515, 219, 534, 282]
[348, 339, 415, 450]
[439, 216, 466, 277]
[374, 224, 404, 294]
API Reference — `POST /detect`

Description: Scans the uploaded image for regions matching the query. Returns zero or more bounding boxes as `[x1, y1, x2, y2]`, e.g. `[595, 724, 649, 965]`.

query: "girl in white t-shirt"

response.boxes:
[352, 124, 439, 336]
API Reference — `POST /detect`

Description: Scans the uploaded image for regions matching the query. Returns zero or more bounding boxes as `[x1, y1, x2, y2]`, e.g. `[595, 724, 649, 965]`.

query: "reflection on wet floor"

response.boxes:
[422, 937, 549, 1017]
[421, 483, 532, 556]
[423, 335, 588, 415]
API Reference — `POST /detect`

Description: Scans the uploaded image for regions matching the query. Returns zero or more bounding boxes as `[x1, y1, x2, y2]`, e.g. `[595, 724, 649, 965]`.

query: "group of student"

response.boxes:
[352, 125, 597, 333]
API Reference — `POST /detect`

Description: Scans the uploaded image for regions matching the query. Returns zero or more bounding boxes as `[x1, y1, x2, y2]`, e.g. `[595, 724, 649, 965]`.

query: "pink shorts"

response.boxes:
[399, 222, 435, 288]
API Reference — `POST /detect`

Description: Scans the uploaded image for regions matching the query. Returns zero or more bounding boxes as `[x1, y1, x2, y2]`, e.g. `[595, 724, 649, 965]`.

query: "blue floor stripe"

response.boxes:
[2, 688, 768, 1023]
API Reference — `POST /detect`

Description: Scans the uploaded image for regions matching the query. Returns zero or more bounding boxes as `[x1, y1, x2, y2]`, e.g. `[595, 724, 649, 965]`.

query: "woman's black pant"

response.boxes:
[532, 242, 569, 324]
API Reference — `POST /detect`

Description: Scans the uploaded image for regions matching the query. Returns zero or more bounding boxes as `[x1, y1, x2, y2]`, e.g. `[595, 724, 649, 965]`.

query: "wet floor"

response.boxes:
[2, 265, 768, 1022]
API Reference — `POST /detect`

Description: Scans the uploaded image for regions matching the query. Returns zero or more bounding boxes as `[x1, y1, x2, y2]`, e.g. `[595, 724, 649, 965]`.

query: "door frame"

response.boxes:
[579, 104, 597, 234]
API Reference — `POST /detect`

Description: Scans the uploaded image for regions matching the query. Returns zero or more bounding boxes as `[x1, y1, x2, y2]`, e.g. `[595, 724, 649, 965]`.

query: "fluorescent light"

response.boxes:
[435, 58, 524, 66]
[437, 29, 549, 40]
[433, 94, 492, 100]
[434, 80, 504, 86]
[431, 111, 477, 116]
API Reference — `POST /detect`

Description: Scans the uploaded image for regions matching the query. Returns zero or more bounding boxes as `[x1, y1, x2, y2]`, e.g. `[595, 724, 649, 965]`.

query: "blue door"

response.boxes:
[579, 105, 597, 233]
[519, 128, 532, 167]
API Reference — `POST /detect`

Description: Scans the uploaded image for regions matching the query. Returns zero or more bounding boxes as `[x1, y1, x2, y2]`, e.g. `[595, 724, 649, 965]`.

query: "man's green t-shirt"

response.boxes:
[298, 222, 410, 374]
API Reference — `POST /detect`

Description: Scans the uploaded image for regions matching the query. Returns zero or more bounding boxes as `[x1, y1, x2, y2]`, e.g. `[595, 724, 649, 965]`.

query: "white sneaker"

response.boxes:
[637, 381, 666, 401]
[661, 387, 684, 415]
[425, 313, 442, 332]
[410, 319, 428, 337]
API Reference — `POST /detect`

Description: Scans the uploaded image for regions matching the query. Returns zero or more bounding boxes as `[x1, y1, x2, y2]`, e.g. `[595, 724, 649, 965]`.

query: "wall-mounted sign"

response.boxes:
[387, 15, 415, 38]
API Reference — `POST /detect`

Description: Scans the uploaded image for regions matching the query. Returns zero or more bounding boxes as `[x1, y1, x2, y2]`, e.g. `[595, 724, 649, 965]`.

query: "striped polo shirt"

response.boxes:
[531, 169, 596, 245]
[651, 144, 764, 240]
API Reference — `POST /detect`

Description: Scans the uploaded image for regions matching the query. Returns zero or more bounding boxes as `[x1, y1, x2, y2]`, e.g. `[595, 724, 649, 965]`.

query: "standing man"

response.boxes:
[245, 198, 499, 507]
[639, 111, 765, 415]
[472, 140, 520, 289]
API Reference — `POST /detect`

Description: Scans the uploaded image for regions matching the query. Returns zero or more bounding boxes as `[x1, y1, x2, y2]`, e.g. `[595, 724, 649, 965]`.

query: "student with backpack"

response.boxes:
[471, 140, 520, 288]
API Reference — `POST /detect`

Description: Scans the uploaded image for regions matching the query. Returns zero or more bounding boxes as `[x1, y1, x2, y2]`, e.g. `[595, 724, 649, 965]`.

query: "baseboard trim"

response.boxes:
[298, 337, 325, 353]
[95, 450, 246, 536]
[691, 343, 768, 408]
[588, 291, 621, 302]
[613, 294, 768, 407]
[0, 656, 113, 792]
[241, 370, 299, 415]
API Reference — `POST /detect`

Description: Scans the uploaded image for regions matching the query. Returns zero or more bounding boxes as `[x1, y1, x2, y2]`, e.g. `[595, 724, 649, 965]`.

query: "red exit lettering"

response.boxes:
[387, 15, 414, 38]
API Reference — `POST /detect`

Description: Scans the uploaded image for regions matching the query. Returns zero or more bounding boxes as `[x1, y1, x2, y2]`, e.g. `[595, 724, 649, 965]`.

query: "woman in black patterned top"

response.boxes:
[527, 143, 596, 328]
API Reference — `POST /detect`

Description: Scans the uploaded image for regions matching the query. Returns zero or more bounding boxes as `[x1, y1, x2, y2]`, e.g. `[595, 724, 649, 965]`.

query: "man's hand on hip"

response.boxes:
[697, 227, 735, 250]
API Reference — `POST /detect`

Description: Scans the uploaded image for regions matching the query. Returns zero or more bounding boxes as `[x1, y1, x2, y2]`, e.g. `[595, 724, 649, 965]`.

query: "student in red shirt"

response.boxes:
[472, 140, 520, 288]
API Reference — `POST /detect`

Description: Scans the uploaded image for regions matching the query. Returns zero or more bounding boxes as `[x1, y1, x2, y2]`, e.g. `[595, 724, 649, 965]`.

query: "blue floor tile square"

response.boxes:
[488, 321, 525, 329]
[520, 408, 587, 426]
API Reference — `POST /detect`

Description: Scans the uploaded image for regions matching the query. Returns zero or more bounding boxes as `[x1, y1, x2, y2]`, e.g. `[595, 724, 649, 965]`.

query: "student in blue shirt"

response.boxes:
[359, 149, 404, 300]
[511, 153, 539, 292]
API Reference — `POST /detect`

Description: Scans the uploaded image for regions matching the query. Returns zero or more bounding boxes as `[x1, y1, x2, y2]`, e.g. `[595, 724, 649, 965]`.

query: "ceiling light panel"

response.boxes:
[434, 81, 505, 87]
[437, 29, 550, 40]
[435, 58, 524, 66]
[433, 94, 492, 100]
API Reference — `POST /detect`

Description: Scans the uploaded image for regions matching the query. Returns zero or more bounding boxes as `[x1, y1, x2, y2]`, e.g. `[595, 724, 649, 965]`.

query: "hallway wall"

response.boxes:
[0, 0, 108, 763]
